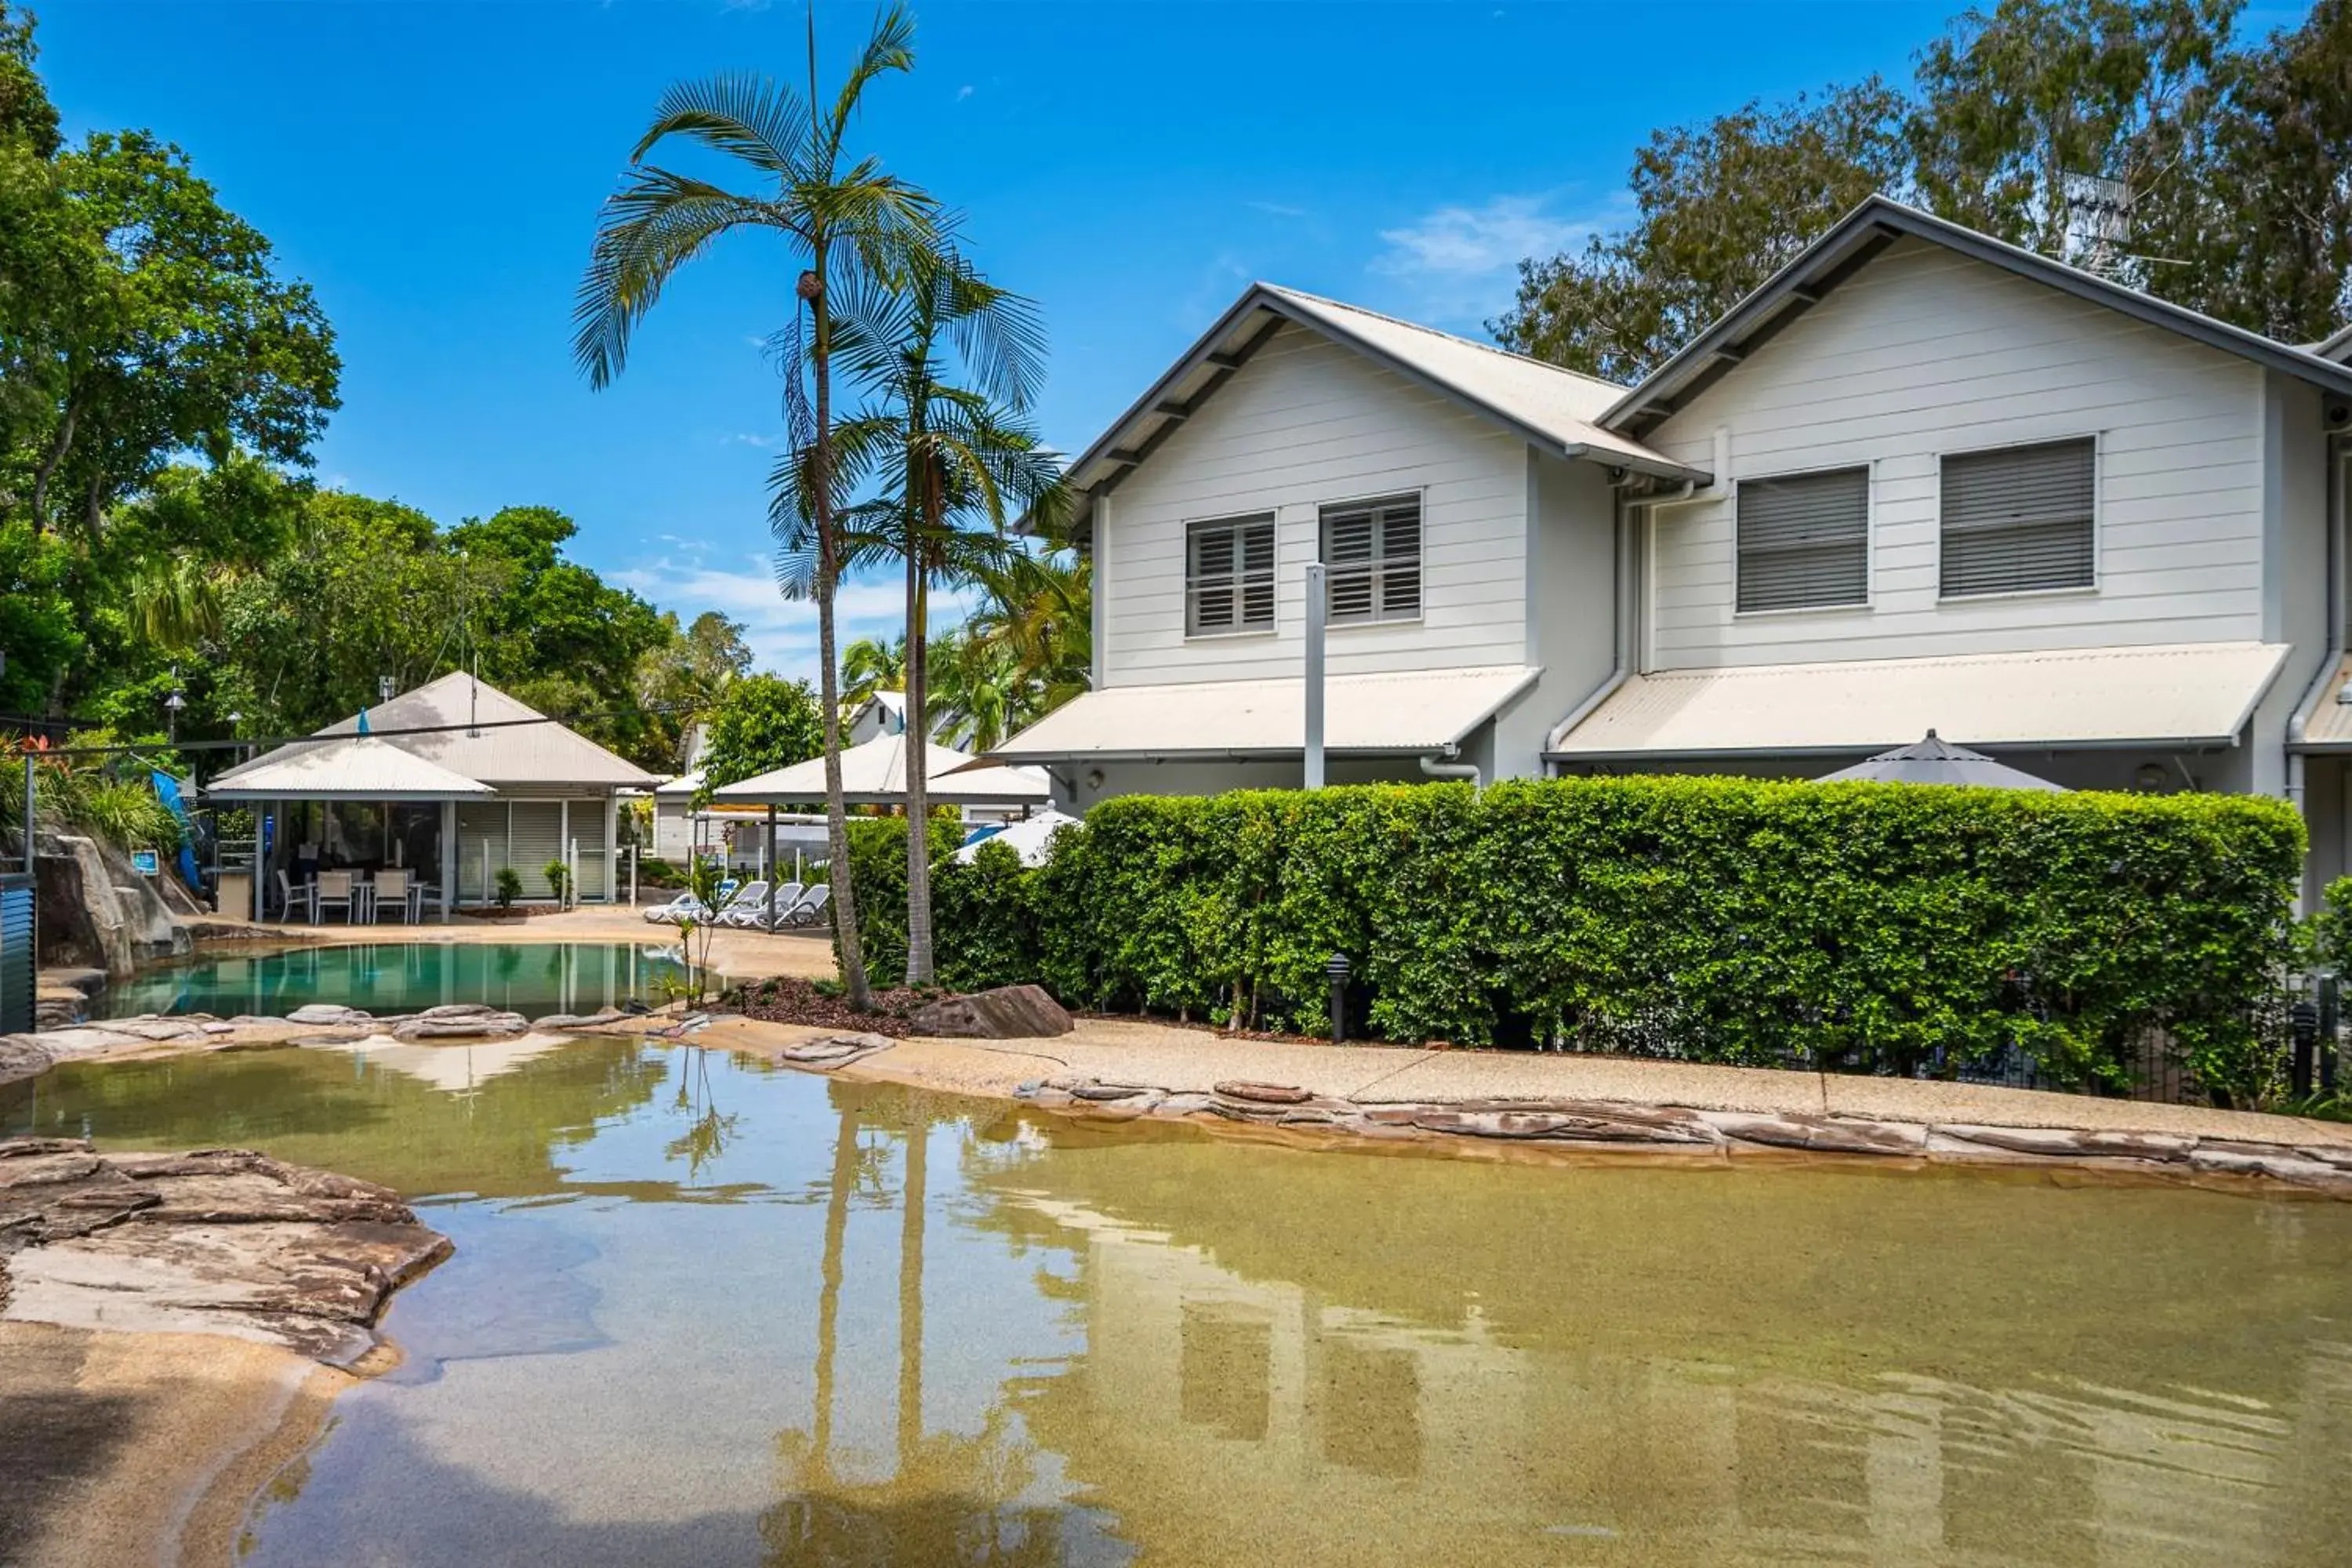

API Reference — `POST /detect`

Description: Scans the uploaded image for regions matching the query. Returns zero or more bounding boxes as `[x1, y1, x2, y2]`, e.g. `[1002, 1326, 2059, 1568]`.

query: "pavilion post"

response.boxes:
[439, 799, 457, 920]
[765, 805, 778, 927]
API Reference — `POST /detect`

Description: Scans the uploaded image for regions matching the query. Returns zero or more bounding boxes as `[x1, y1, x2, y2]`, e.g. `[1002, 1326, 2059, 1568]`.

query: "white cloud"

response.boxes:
[611, 556, 977, 684]
[956, 84, 975, 102]
[726, 432, 782, 448]
[1369, 193, 1618, 324]
[1247, 198, 1307, 220]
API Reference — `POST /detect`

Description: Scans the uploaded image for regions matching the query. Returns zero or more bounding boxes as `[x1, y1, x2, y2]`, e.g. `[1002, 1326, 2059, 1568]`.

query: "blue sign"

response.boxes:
[129, 850, 160, 877]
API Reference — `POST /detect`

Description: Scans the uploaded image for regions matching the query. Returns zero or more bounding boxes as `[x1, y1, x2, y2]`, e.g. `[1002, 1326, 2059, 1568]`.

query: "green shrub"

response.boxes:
[494, 866, 522, 909]
[841, 777, 2306, 1094]
[544, 858, 572, 909]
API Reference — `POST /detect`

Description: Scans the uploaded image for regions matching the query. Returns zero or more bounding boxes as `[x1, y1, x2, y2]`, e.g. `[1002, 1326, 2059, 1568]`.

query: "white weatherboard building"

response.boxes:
[992, 198, 2352, 898]
[209, 673, 659, 918]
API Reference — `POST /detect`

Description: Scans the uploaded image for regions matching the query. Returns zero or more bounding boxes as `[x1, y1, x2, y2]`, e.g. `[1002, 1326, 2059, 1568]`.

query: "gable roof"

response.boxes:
[1054, 283, 1704, 540]
[1603, 196, 2352, 439]
[213, 672, 659, 793]
[204, 735, 496, 802]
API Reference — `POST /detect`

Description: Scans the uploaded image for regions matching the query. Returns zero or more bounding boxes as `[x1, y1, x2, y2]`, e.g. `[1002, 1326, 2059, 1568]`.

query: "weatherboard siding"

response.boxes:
[1100, 324, 1530, 687]
[1642, 236, 2269, 668]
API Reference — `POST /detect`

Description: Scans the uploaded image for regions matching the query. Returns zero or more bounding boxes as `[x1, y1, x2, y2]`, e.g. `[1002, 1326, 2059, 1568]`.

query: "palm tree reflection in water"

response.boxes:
[764, 1098, 1074, 1566]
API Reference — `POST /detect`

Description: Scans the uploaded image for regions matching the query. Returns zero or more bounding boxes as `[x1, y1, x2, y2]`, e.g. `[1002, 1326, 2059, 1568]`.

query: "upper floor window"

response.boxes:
[1940, 437, 2096, 598]
[1186, 514, 1276, 636]
[1736, 466, 1869, 612]
[1321, 494, 1421, 624]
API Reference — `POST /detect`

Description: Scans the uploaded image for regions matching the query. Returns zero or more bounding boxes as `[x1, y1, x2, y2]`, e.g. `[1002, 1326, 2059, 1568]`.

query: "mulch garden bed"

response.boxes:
[720, 976, 942, 1039]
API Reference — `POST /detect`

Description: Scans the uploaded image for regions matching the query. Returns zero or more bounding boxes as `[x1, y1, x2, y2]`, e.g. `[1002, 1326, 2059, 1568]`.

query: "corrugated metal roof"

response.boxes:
[2292, 654, 2352, 749]
[214, 673, 659, 793]
[1550, 643, 2289, 759]
[985, 666, 1540, 762]
[710, 733, 1050, 805]
[204, 736, 495, 800]
[1053, 285, 1704, 540]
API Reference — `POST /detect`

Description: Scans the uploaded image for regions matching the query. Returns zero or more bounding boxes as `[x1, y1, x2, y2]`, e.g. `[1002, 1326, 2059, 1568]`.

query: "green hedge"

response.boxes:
[844, 778, 2306, 1092]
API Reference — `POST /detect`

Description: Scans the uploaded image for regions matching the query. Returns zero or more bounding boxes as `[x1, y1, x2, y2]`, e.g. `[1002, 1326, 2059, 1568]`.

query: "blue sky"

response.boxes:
[33, 0, 2241, 677]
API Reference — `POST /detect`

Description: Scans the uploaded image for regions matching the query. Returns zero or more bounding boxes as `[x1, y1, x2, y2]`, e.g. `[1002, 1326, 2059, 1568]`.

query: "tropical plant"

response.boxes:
[839, 632, 906, 714]
[775, 248, 1058, 982]
[574, 3, 939, 1012]
[493, 866, 521, 909]
[544, 857, 572, 909]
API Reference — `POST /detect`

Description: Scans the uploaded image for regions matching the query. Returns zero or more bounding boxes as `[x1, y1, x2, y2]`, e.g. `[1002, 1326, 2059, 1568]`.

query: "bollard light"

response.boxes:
[1326, 952, 1352, 1044]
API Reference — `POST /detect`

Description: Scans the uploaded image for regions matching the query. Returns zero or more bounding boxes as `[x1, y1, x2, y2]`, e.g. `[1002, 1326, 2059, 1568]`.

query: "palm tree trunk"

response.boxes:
[904, 479, 936, 986]
[808, 262, 873, 1011]
[895, 1109, 927, 1472]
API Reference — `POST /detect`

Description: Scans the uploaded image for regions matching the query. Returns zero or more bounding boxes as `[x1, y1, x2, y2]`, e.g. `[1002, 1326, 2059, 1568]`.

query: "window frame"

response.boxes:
[1182, 511, 1279, 640]
[1933, 434, 2102, 604]
[1730, 461, 1875, 617]
[1317, 489, 1425, 628]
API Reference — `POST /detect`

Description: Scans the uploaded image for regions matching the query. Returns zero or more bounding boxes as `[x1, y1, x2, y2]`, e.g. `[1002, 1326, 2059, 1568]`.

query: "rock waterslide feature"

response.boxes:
[908, 984, 1073, 1039]
[0, 1138, 450, 1367]
[775, 1032, 897, 1071]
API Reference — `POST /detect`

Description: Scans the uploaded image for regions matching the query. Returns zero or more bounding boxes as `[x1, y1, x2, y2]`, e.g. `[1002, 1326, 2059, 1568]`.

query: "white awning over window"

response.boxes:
[986, 666, 1540, 762]
[1551, 643, 2289, 760]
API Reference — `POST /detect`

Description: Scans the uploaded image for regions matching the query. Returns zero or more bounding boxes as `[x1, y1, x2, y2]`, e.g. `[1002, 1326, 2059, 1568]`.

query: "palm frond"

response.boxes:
[575, 176, 775, 388]
[633, 72, 814, 176]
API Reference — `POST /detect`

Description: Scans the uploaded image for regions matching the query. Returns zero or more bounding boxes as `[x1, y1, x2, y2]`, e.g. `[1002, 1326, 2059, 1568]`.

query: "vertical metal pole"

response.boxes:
[2321, 972, 2341, 1093]
[765, 805, 778, 928]
[1303, 560, 1327, 790]
[20, 753, 32, 874]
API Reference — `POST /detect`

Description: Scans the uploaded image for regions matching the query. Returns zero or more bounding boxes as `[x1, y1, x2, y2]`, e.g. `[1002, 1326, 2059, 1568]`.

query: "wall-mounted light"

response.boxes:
[2133, 762, 2169, 793]
[1083, 768, 1105, 791]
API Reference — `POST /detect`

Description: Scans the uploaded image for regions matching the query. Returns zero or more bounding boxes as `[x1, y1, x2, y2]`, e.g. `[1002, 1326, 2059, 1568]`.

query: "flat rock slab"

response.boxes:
[1935, 1124, 2194, 1161]
[285, 1004, 374, 1027]
[1702, 1111, 1928, 1156]
[0, 1138, 450, 1367]
[1389, 1101, 1722, 1145]
[777, 1033, 896, 1070]
[390, 1012, 526, 1041]
[909, 985, 1073, 1040]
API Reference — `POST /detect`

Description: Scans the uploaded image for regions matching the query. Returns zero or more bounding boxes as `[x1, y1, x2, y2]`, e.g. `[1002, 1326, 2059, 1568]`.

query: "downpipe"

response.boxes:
[1420, 749, 1481, 791]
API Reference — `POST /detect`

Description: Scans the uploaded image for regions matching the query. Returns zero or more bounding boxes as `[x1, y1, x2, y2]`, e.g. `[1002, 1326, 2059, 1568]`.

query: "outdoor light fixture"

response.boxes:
[379, 674, 397, 704]
[1326, 952, 1352, 1044]
[163, 670, 186, 742]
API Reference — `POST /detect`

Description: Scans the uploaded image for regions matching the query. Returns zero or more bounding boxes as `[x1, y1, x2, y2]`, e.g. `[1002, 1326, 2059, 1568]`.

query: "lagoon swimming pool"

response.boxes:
[93, 942, 693, 1022]
[9, 1035, 2352, 1566]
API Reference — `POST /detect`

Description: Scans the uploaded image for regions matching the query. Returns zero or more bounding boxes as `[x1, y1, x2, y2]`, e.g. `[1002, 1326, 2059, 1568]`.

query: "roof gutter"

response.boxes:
[1546, 734, 2245, 764]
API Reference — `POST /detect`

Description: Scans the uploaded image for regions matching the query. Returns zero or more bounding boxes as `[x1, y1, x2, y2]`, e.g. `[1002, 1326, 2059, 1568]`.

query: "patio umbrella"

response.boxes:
[953, 808, 1080, 868]
[1815, 730, 2065, 790]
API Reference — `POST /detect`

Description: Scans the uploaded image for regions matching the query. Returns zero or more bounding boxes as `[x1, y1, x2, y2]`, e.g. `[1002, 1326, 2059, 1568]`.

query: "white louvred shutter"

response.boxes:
[1737, 469, 1868, 612]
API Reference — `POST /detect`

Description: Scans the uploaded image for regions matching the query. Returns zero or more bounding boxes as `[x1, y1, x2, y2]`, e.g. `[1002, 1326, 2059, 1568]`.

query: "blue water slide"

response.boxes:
[150, 770, 205, 892]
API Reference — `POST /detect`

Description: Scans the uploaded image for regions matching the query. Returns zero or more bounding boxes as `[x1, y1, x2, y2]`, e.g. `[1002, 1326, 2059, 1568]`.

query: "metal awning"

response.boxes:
[1550, 643, 2290, 760]
[985, 666, 1540, 763]
[202, 736, 495, 801]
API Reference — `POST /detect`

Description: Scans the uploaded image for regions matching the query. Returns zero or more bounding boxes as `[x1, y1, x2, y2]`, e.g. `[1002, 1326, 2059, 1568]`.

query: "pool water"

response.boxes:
[94, 942, 691, 1022]
[7, 1040, 2352, 1566]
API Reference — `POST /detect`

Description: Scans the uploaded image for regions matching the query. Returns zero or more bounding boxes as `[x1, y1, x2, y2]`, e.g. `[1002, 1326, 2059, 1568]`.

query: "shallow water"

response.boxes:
[92, 940, 689, 1021]
[8, 1040, 2352, 1566]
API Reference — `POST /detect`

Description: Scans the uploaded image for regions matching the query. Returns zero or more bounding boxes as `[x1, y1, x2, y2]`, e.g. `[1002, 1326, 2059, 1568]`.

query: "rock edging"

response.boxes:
[997, 1080, 2352, 1196]
[0, 1138, 451, 1366]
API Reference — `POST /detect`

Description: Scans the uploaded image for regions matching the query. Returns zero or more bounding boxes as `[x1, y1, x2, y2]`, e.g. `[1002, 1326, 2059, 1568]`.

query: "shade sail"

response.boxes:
[1815, 731, 2064, 789]
[986, 666, 1539, 762]
[202, 736, 494, 801]
[1551, 642, 2288, 760]
[710, 733, 1051, 806]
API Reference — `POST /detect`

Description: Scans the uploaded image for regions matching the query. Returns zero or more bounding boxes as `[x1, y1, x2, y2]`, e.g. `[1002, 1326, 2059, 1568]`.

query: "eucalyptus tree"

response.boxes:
[775, 255, 1060, 982]
[573, 5, 937, 1010]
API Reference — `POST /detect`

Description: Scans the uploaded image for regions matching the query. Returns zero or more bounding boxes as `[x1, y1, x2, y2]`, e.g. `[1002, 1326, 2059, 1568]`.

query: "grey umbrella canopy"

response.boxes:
[1815, 729, 2066, 790]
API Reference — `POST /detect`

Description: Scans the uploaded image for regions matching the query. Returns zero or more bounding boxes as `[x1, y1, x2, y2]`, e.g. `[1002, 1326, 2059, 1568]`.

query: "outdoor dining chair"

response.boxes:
[314, 870, 355, 924]
[276, 868, 318, 924]
[372, 869, 411, 924]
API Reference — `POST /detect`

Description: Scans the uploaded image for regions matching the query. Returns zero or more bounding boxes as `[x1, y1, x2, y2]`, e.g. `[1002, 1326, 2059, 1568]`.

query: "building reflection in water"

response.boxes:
[765, 1089, 2352, 1568]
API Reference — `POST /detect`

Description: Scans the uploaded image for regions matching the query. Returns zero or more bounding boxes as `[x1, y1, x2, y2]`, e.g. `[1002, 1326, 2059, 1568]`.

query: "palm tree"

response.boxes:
[839, 632, 906, 714]
[777, 252, 1059, 984]
[572, 5, 937, 1011]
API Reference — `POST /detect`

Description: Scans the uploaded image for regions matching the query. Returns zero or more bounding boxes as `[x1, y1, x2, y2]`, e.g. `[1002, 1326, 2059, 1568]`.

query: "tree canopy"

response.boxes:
[697, 673, 824, 793]
[1495, 0, 2352, 378]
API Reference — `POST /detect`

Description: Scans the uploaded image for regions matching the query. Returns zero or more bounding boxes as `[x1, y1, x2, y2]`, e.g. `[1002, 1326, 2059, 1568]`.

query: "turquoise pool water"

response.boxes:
[94, 942, 691, 1021]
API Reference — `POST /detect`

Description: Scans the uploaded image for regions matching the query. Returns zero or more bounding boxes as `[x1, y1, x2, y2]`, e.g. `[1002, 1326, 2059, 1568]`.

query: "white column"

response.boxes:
[603, 795, 619, 904]
[1303, 561, 1327, 789]
[439, 799, 457, 920]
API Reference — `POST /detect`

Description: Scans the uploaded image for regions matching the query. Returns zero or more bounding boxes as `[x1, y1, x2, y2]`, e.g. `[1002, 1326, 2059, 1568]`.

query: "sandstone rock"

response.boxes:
[390, 1011, 527, 1041]
[1703, 1112, 1927, 1156]
[42, 967, 109, 1000]
[1155, 1093, 1216, 1117]
[2189, 1147, 2352, 1188]
[908, 984, 1073, 1040]
[419, 1003, 501, 1020]
[1934, 1124, 2193, 1161]
[1212, 1080, 1313, 1105]
[778, 1032, 895, 1069]
[1402, 1101, 1722, 1145]
[285, 1004, 373, 1027]
[111, 1018, 210, 1043]
[0, 1037, 59, 1089]
[1069, 1080, 1157, 1102]
[0, 1137, 452, 1366]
